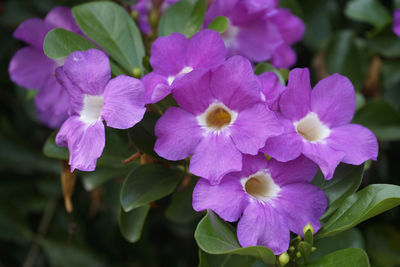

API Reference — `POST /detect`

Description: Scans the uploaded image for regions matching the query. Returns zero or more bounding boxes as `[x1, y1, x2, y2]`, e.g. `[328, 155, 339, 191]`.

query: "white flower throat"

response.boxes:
[294, 112, 330, 142]
[80, 95, 104, 124]
[197, 102, 238, 133]
[241, 171, 280, 203]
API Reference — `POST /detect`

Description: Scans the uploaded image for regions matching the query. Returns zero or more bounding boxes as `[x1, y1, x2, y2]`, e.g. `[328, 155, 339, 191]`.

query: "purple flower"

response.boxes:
[204, 0, 305, 68]
[262, 68, 379, 179]
[55, 49, 146, 172]
[193, 153, 327, 254]
[142, 29, 226, 104]
[259, 71, 286, 111]
[394, 8, 400, 37]
[9, 7, 81, 128]
[154, 56, 282, 184]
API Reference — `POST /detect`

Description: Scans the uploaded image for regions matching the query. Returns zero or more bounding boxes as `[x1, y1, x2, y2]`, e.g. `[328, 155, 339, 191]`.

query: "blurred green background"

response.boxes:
[1, 0, 400, 266]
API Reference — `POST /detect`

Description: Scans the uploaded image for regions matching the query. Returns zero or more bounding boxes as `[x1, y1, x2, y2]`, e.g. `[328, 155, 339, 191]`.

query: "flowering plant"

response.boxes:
[4, 0, 400, 266]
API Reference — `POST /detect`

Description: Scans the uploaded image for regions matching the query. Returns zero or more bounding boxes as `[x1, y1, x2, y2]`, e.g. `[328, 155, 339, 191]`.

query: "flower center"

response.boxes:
[197, 102, 238, 132]
[294, 112, 330, 142]
[241, 171, 280, 202]
[80, 95, 104, 124]
[167, 66, 193, 85]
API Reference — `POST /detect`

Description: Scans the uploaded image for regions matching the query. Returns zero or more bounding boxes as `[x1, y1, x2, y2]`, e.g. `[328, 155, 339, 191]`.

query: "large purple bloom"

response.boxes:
[142, 29, 226, 104]
[204, 0, 305, 68]
[154, 56, 282, 184]
[262, 68, 379, 179]
[394, 8, 400, 37]
[9, 7, 81, 128]
[193, 153, 327, 254]
[55, 49, 146, 172]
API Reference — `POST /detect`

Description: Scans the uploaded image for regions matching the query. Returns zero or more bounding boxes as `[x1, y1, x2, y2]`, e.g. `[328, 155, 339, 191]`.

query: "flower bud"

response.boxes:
[133, 67, 141, 78]
[303, 223, 314, 235]
[278, 252, 290, 266]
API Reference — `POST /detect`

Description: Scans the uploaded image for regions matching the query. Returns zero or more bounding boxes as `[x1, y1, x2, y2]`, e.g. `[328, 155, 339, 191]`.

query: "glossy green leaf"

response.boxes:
[207, 16, 229, 33]
[72, 1, 145, 72]
[199, 249, 256, 267]
[158, 0, 207, 37]
[369, 26, 400, 58]
[43, 131, 69, 160]
[344, 0, 391, 29]
[119, 205, 150, 243]
[129, 112, 160, 159]
[312, 164, 364, 220]
[306, 248, 369, 267]
[80, 165, 136, 191]
[195, 211, 276, 264]
[120, 163, 182, 212]
[317, 184, 400, 238]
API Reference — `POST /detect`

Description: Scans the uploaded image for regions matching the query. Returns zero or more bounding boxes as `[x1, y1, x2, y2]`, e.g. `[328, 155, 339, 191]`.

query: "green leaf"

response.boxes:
[306, 248, 369, 267]
[344, 0, 391, 29]
[158, 0, 207, 37]
[43, 131, 69, 160]
[352, 99, 400, 141]
[119, 205, 150, 243]
[365, 224, 400, 266]
[325, 30, 368, 91]
[199, 249, 256, 267]
[312, 164, 364, 220]
[207, 16, 229, 33]
[129, 112, 160, 158]
[120, 163, 182, 212]
[195, 211, 276, 264]
[44, 28, 96, 59]
[254, 62, 286, 84]
[369, 26, 400, 58]
[72, 1, 145, 72]
[80, 165, 136, 191]
[317, 184, 400, 238]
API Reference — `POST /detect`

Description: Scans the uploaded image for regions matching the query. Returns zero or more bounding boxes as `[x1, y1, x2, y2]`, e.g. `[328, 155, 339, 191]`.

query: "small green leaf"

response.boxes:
[254, 62, 286, 84]
[306, 248, 370, 267]
[120, 163, 182, 212]
[344, 0, 391, 29]
[199, 249, 256, 267]
[119, 205, 150, 243]
[317, 184, 400, 238]
[158, 0, 207, 37]
[207, 16, 229, 34]
[195, 211, 276, 264]
[72, 1, 145, 72]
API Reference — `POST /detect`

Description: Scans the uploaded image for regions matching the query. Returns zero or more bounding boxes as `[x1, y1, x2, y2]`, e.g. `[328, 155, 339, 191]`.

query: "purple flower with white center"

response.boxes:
[262, 68, 379, 179]
[142, 29, 226, 104]
[55, 49, 146, 172]
[394, 8, 400, 37]
[154, 56, 282, 184]
[193, 153, 327, 254]
[204, 0, 305, 68]
[259, 71, 286, 111]
[9, 7, 81, 128]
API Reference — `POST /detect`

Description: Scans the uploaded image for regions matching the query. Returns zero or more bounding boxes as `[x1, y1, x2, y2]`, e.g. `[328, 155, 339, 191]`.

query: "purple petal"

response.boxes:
[258, 71, 286, 111]
[261, 117, 303, 162]
[394, 9, 400, 37]
[172, 69, 214, 115]
[154, 107, 203, 160]
[192, 176, 248, 222]
[9, 47, 55, 90]
[270, 9, 305, 44]
[204, 0, 239, 26]
[55, 67, 83, 114]
[268, 156, 318, 186]
[302, 142, 345, 180]
[239, 153, 269, 177]
[327, 124, 378, 165]
[45, 6, 80, 33]
[189, 133, 242, 185]
[210, 56, 261, 111]
[230, 103, 283, 155]
[142, 72, 170, 104]
[237, 202, 290, 255]
[56, 116, 105, 172]
[274, 183, 327, 235]
[13, 18, 53, 49]
[311, 73, 356, 127]
[279, 68, 311, 121]
[102, 75, 146, 129]
[185, 29, 226, 68]
[150, 32, 188, 75]
[271, 44, 296, 69]
[62, 49, 111, 96]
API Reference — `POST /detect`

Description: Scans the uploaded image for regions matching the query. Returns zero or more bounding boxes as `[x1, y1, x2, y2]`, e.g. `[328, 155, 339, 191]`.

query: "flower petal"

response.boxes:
[150, 32, 188, 75]
[102, 75, 146, 129]
[154, 107, 203, 160]
[142, 72, 170, 104]
[311, 73, 356, 127]
[186, 29, 226, 68]
[192, 176, 248, 222]
[271, 44, 296, 69]
[56, 116, 105, 172]
[270, 9, 305, 44]
[189, 133, 242, 185]
[55, 67, 83, 114]
[394, 9, 400, 37]
[9, 47, 54, 90]
[230, 103, 283, 155]
[63, 49, 111, 95]
[210, 56, 261, 111]
[239, 153, 269, 177]
[279, 68, 312, 121]
[45, 6, 80, 33]
[259, 71, 286, 111]
[237, 202, 289, 255]
[13, 18, 53, 49]
[327, 124, 378, 165]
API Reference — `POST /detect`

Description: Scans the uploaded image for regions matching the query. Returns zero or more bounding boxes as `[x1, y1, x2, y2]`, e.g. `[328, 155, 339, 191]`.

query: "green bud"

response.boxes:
[278, 252, 290, 266]
[289, 246, 295, 253]
[303, 223, 314, 235]
[149, 9, 159, 28]
[311, 247, 317, 252]
[131, 10, 139, 20]
[295, 252, 301, 259]
[133, 67, 141, 78]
